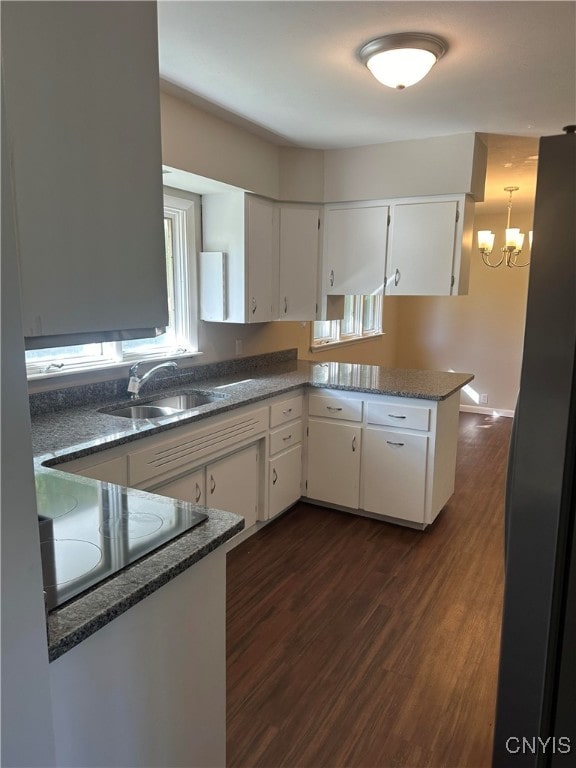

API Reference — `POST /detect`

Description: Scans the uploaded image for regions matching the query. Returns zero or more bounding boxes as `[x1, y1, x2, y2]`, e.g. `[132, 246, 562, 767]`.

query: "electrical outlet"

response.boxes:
[479, 393, 488, 405]
[235, 339, 243, 356]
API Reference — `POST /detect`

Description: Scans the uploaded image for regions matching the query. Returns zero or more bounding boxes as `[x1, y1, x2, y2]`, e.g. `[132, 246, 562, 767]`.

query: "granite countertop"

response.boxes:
[32, 359, 474, 461]
[32, 353, 473, 661]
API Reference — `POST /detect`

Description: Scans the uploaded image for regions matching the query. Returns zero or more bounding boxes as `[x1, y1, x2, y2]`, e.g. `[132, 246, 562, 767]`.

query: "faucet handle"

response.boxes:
[128, 361, 143, 379]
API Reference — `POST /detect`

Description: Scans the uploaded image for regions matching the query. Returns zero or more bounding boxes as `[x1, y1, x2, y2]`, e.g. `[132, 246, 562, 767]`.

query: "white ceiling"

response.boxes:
[157, 1, 576, 212]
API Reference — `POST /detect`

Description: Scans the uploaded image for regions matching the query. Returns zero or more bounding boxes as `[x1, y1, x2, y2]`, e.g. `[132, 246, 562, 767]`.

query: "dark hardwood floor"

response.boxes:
[227, 412, 511, 768]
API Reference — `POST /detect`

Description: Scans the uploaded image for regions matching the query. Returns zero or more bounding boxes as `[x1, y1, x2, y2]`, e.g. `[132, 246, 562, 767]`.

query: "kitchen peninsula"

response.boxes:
[32, 350, 472, 768]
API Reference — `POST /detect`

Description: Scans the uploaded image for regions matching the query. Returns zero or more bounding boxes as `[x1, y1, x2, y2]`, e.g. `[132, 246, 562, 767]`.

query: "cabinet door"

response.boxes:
[207, 444, 260, 527]
[362, 428, 428, 524]
[324, 204, 388, 295]
[246, 197, 277, 322]
[150, 469, 205, 506]
[3, 2, 167, 345]
[278, 206, 319, 320]
[306, 421, 361, 509]
[386, 201, 458, 296]
[269, 445, 302, 519]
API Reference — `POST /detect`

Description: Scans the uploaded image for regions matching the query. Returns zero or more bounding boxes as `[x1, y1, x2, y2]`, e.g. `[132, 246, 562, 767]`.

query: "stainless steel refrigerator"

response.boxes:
[493, 128, 576, 767]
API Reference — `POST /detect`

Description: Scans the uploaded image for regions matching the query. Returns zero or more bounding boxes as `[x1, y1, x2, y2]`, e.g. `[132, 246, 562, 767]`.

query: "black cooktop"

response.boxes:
[37, 472, 207, 610]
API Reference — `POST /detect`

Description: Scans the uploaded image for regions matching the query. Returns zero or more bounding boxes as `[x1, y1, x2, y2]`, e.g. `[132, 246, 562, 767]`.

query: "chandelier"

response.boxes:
[478, 186, 532, 268]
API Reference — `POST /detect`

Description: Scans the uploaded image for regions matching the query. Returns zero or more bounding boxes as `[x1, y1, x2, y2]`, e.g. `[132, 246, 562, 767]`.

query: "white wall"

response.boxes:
[1, 100, 56, 767]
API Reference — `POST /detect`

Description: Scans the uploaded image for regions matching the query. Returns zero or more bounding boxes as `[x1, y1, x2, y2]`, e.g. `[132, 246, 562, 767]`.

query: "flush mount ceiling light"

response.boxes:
[359, 33, 447, 90]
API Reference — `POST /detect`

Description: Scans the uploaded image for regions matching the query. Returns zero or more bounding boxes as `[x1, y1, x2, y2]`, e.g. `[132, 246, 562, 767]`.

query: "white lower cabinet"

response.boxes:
[306, 420, 361, 510]
[150, 468, 205, 505]
[362, 428, 429, 524]
[206, 445, 259, 528]
[269, 445, 302, 519]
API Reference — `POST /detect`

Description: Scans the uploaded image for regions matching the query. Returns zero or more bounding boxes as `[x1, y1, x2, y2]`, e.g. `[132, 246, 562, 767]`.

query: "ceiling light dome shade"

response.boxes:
[359, 33, 447, 90]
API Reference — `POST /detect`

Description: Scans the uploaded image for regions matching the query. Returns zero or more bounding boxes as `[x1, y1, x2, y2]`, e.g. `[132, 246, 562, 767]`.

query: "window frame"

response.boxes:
[311, 295, 384, 350]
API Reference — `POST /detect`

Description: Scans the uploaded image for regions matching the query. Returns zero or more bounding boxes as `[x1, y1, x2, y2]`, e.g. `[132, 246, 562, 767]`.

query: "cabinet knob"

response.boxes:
[210, 474, 216, 493]
[352, 435, 357, 452]
[386, 441, 405, 447]
[327, 406, 343, 412]
[394, 268, 401, 287]
[195, 482, 202, 503]
[284, 296, 288, 314]
[388, 414, 406, 419]
[329, 269, 335, 287]
[282, 434, 293, 442]
[272, 468, 278, 485]
[251, 297, 257, 314]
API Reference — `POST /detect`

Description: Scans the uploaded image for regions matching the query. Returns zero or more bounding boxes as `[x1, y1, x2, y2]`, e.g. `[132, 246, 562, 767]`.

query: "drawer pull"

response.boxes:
[327, 406, 343, 412]
[272, 468, 278, 485]
[282, 408, 293, 415]
[329, 269, 335, 287]
[195, 482, 202, 503]
[282, 434, 293, 442]
[352, 435, 357, 452]
[387, 441, 405, 447]
[210, 474, 216, 494]
[388, 414, 407, 419]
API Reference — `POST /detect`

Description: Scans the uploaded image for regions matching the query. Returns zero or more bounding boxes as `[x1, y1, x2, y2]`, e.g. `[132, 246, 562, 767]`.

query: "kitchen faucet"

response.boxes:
[128, 360, 178, 400]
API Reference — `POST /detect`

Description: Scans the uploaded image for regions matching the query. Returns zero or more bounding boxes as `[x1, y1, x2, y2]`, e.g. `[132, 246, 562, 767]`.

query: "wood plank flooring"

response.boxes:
[226, 412, 511, 768]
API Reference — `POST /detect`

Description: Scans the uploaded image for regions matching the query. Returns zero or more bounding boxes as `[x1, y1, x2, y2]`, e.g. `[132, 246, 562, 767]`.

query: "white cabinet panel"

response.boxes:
[386, 196, 473, 296]
[306, 420, 361, 509]
[150, 469, 205, 506]
[308, 393, 363, 422]
[278, 205, 320, 320]
[3, 1, 167, 346]
[362, 428, 429, 524]
[269, 445, 302, 519]
[202, 193, 277, 323]
[323, 203, 388, 295]
[207, 444, 260, 528]
[246, 197, 278, 322]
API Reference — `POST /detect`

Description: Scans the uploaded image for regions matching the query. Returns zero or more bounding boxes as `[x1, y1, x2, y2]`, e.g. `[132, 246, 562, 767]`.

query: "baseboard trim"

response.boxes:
[460, 404, 515, 419]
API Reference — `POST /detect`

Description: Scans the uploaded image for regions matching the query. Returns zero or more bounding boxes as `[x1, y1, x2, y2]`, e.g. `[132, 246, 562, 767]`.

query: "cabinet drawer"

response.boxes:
[269, 421, 303, 456]
[308, 394, 363, 422]
[366, 401, 430, 431]
[270, 395, 303, 428]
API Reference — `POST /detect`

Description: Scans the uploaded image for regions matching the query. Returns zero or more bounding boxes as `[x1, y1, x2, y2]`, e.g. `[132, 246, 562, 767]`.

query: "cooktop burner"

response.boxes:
[38, 474, 208, 610]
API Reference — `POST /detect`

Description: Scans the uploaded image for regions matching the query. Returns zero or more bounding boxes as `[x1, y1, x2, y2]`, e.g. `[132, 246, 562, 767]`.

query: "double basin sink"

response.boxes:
[101, 390, 227, 420]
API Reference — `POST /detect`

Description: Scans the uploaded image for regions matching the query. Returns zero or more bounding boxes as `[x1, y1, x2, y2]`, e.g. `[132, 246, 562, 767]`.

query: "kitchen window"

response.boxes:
[312, 294, 383, 348]
[26, 193, 199, 378]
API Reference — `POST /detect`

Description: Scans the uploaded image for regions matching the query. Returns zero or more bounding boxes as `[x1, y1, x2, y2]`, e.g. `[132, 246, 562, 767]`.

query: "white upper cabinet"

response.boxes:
[278, 205, 320, 321]
[386, 195, 474, 296]
[323, 202, 389, 296]
[2, 1, 168, 347]
[201, 192, 278, 323]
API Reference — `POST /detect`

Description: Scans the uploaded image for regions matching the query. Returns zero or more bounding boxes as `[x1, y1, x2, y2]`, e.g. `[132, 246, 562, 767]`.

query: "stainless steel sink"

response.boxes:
[107, 404, 183, 419]
[103, 390, 226, 420]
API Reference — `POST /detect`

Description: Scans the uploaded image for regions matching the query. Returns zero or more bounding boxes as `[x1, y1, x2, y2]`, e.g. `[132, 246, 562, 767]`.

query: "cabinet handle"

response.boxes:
[282, 434, 293, 442]
[282, 407, 293, 415]
[284, 296, 288, 314]
[210, 474, 216, 494]
[329, 269, 335, 287]
[272, 468, 278, 485]
[387, 441, 405, 447]
[327, 406, 343, 412]
[388, 414, 406, 419]
[394, 268, 400, 287]
[352, 435, 357, 452]
[195, 482, 202, 503]
[251, 297, 257, 314]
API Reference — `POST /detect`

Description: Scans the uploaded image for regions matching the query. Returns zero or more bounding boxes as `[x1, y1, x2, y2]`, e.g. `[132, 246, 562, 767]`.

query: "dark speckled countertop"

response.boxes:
[32, 353, 473, 661]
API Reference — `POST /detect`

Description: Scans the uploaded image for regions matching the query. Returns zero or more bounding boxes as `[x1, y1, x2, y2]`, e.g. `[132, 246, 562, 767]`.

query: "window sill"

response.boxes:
[27, 351, 203, 387]
[309, 332, 384, 353]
